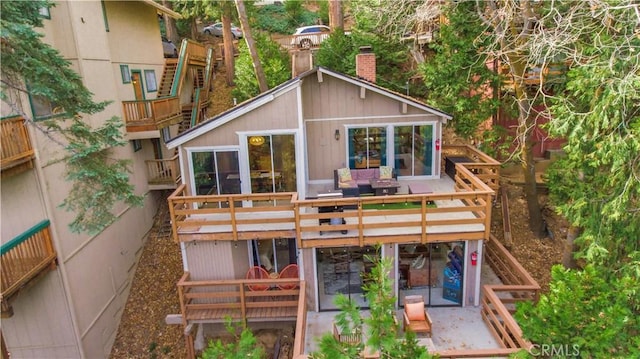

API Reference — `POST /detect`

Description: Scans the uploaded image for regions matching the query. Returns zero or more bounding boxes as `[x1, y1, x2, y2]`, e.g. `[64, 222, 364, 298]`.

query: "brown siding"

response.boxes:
[185, 241, 249, 281]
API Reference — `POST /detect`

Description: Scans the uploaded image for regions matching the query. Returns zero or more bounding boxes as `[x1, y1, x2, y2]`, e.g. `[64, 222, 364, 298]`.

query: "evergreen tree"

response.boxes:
[0, 0, 143, 234]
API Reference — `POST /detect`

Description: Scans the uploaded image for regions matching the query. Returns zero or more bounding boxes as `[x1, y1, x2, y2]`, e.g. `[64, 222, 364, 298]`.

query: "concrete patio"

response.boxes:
[303, 263, 504, 354]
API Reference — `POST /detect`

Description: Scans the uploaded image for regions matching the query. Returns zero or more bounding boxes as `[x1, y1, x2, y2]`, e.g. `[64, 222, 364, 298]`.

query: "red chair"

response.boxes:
[246, 266, 270, 291]
[277, 264, 299, 290]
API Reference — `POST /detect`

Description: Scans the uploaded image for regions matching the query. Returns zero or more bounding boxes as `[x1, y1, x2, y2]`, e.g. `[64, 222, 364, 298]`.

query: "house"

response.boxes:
[165, 49, 501, 354]
[0, 1, 214, 357]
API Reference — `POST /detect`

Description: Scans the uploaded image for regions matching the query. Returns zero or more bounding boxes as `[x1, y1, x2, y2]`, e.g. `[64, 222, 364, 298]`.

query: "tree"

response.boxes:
[162, 0, 180, 44]
[200, 318, 265, 359]
[514, 2, 639, 355]
[236, 0, 268, 93]
[419, 1, 502, 143]
[0, 0, 143, 234]
[328, 0, 344, 30]
[310, 250, 432, 359]
[232, 33, 290, 102]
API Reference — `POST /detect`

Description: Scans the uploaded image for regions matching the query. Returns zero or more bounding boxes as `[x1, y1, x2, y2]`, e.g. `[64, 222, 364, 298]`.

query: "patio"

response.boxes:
[303, 263, 504, 355]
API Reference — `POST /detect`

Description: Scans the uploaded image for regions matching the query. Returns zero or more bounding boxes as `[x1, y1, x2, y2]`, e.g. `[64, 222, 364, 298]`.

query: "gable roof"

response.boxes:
[166, 67, 451, 149]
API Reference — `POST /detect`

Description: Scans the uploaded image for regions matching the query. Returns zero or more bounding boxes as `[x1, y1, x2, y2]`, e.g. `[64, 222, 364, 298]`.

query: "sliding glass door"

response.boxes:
[393, 124, 434, 177]
[247, 134, 297, 193]
[191, 149, 241, 197]
[397, 242, 464, 307]
[348, 127, 387, 169]
[316, 246, 379, 310]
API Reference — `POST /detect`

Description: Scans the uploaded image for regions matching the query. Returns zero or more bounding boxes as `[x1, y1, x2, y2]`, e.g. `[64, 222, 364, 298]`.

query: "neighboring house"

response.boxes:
[165, 50, 500, 353]
[0, 1, 213, 358]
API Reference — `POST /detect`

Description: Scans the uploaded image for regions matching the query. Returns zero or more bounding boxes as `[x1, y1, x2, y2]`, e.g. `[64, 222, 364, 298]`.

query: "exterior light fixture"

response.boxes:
[249, 136, 265, 146]
[334, 129, 340, 141]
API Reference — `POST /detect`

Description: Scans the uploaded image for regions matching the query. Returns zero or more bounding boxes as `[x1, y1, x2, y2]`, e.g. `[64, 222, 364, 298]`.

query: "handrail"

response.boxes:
[122, 96, 181, 128]
[0, 116, 34, 171]
[145, 155, 180, 185]
[442, 145, 501, 190]
[168, 184, 493, 245]
[1, 220, 57, 303]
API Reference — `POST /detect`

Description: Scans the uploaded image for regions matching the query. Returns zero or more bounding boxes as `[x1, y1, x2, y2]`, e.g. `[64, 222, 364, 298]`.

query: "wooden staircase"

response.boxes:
[158, 59, 178, 97]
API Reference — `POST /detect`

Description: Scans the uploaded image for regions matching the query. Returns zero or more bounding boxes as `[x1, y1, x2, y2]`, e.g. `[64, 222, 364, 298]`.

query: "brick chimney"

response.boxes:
[356, 46, 376, 83]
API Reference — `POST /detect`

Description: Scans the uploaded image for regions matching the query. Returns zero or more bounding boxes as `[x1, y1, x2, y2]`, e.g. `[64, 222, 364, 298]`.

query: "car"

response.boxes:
[203, 22, 243, 39]
[290, 25, 331, 48]
[161, 36, 178, 58]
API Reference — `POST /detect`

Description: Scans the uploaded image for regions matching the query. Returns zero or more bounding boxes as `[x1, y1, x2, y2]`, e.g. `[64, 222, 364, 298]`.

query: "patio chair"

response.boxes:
[246, 266, 270, 291]
[403, 295, 432, 337]
[277, 264, 299, 290]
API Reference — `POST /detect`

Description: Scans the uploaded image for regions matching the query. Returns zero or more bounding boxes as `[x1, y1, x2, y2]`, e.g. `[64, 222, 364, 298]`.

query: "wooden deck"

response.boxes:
[169, 153, 497, 247]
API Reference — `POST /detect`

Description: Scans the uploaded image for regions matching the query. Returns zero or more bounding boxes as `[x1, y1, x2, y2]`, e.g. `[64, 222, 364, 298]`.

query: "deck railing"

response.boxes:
[1, 220, 57, 315]
[168, 173, 494, 246]
[145, 155, 180, 186]
[442, 145, 501, 190]
[0, 116, 34, 173]
[122, 96, 181, 131]
[178, 272, 305, 359]
[479, 235, 539, 351]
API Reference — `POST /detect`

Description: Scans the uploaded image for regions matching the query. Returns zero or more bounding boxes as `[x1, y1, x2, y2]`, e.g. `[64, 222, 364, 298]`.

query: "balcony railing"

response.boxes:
[122, 96, 182, 132]
[1, 220, 57, 316]
[168, 163, 494, 246]
[177, 272, 305, 358]
[442, 145, 501, 190]
[146, 155, 180, 188]
[1, 116, 35, 176]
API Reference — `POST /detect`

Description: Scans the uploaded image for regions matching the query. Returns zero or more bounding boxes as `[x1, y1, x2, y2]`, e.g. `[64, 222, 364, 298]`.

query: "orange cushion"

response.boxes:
[405, 302, 426, 321]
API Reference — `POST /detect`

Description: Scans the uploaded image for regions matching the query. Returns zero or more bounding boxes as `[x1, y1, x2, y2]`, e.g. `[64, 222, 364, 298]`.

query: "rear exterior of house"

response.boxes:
[166, 58, 500, 334]
[0, 1, 202, 357]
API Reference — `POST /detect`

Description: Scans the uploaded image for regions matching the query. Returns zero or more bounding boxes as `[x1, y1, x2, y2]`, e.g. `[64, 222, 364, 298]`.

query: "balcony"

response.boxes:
[1, 220, 57, 317]
[168, 160, 496, 246]
[146, 155, 181, 190]
[1, 116, 35, 177]
[122, 96, 182, 133]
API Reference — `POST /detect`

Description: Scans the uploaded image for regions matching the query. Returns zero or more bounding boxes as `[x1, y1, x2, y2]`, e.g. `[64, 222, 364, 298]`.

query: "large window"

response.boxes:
[251, 238, 297, 275]
[348, 127, 387, 169]
[190, 149, 241, 200]
[393, 124, 434, 176]
[247, 134, 296, 193]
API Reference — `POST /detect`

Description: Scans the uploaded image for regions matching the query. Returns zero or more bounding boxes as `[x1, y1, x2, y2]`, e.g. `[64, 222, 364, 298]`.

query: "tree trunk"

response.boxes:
[222, 7, 235, 86]
[522, 130, 546, 238]
[510, 54, 546, 239]
[190, 19, 198, 40]
[162, 0, 179, 45]
[329, 0, 344, 30]
[235, 0, 268, 93]
[562, 226, 580, 268]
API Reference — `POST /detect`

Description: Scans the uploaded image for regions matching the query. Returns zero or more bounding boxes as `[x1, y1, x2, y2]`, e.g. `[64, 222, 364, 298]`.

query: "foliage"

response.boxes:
[255, 3, 319, 34]
[315, 29, 412, 95]
[0, 0, 143, 234]
[516, 265, 640, 358]
[542, 0, 640, 269]
[310, 248, 432, 359]
[200, 318, 265, 359]
[315, 29, 356, 74]
[232, 32, 291, 102]
[515, 2, 640, 355]
[419, 1, 500, 139]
